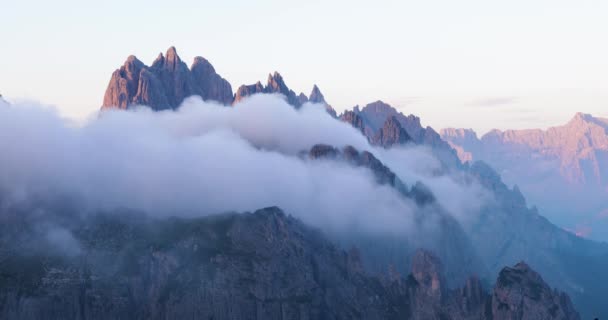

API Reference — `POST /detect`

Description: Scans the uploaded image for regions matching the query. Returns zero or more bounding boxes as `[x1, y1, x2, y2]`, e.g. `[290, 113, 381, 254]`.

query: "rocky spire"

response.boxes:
[102, 47, 235, 110]
[297, 92, 309, 105]
[191, 56, 233, 105]
[492, 262, 580, 320]
[308, 84, 326, 104]
[265, 72, 301, 107]
[411, 249, 447, 302]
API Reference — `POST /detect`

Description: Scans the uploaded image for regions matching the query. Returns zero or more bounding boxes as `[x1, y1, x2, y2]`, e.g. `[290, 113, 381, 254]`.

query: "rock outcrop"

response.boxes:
[102, 47, 233, 110]
[233, 81, 265, 104]
[492, 262, 580, 320]
[233, 75, 336, 116]
[0, 207, 579, 320]
[339, 110, 366, 135]
[339, 100, 461, 168]
[372, 115, 413, 147]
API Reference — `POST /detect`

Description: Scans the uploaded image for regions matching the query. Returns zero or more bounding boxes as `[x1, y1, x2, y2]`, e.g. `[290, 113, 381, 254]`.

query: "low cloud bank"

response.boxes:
[0, 94, 488, 238]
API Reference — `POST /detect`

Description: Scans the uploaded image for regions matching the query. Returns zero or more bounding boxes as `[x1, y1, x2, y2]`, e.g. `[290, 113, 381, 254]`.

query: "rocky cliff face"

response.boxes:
[339, 100, 461, 169]
[102, 47, 233, 110]
[0, 206, 579, 320]
[491, 262, 580, 320]
[372, 116, 413, 147]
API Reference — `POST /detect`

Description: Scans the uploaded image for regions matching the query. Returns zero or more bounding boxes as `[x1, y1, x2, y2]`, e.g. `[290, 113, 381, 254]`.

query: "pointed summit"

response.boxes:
[372, 115, 412, 148]
[570, 112, 592, 124]
[166, 46, 178, 58]
[309, 84, 326, 104]
[191, 55, 233, 105]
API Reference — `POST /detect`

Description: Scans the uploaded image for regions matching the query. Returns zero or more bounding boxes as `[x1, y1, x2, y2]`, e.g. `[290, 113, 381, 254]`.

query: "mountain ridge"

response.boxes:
[441, 113, 608, 241]
[97, 47, 607, 318]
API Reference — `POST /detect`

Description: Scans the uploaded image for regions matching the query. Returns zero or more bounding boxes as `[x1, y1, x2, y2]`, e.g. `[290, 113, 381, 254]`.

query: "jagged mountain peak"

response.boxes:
[309, 84, 326, 104]
[372, 115, 412, 148]
[103, 47, 233, 109]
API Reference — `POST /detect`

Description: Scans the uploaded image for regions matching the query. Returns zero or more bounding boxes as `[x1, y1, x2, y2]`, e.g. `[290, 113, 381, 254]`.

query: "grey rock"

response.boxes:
[102, 47, 234, 110]
[372, 115, 412, 147]
[0, 207, 579, 320]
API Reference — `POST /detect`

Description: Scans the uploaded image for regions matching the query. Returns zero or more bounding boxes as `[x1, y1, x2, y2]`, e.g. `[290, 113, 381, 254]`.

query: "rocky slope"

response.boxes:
[441, 113, 608, 241]
[0, 206, 579, 320]
[337, 107, 608, 319]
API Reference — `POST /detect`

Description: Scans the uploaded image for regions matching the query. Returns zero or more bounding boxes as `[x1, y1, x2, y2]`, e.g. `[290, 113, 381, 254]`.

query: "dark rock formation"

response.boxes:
[492, 262, 580, 320]
[297, 92, 309, 105]
[372, 115, 413, 147]
[411, 249, 447, 302]
[339, 100, 461, 168]
[306, 144, 397, 187]
[233, 81, 265, 104]
[265, 72, 301, 107]
[0, 207, 579, 320]
[191, 56, 234, 105]
[339, 110, 366, 135]
[102, 47, 233, 110]
[308, 84, 325, 104]
[308, 84, 337, 117]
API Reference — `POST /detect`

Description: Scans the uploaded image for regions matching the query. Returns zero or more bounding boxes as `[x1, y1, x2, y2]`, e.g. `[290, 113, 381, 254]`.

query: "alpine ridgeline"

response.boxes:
[86, 47, 608, 319]
[441, 114, 608, 242]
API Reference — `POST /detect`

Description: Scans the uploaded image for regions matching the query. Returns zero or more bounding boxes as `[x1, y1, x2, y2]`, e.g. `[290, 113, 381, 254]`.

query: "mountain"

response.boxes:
[103, 47, 337, 116]
[336, 101, 608, 319]
[97, 47, 605, 318]
[0, 206, 579, 320]
[102, 47, 233, 110]
[339, 101, 462, 168]
[305, 144, 486, 287]
[441, 113, 608, 241]
[234, 74, 337, 116]
[371, 116, 413, 148]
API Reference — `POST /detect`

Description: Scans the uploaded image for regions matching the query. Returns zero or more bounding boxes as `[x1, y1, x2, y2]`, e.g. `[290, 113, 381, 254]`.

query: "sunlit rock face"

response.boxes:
[441, 113, 608, 241]
[102, 47, 233, 110]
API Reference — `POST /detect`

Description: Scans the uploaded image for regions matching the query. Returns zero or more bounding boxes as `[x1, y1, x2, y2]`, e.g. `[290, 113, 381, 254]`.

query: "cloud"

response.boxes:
[469, 96, 518, 108]
[0, 94, 488, 243]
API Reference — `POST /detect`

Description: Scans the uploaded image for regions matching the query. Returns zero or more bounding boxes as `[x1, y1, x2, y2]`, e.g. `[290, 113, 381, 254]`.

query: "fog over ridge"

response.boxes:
[0, 94, 488, 239]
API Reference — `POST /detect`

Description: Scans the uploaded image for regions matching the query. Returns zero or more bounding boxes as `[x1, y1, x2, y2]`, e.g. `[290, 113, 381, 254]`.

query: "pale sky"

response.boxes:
[2, 0, 607, 134]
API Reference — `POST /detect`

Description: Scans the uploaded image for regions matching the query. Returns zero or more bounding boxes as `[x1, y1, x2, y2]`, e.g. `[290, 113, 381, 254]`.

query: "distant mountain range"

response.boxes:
[47, 46, 601, 319]
[441, 113, 608, 241]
